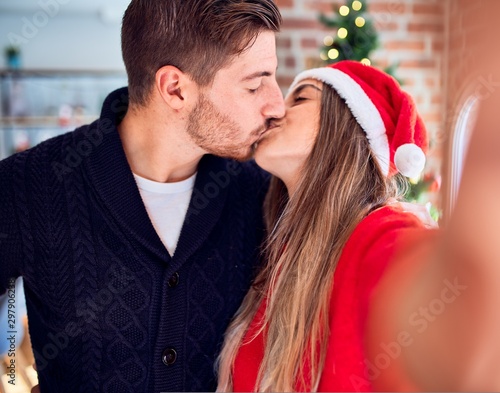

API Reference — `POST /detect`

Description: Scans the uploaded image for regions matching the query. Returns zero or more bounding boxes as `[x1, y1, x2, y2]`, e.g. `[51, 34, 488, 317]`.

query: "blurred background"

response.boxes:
[0, 0, 497, 391]
[0, 0, 129, 163]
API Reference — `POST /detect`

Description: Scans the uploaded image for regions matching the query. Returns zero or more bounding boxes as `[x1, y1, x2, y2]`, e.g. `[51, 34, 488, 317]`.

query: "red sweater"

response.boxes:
[232, 206, 426, 392]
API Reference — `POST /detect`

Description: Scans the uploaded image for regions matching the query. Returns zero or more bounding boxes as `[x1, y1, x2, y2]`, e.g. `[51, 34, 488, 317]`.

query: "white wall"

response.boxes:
[0, 0, 129, 70]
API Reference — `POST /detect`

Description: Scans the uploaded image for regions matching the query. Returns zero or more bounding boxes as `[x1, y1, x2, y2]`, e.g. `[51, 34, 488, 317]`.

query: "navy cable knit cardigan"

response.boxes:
[0, 88, 270, 392]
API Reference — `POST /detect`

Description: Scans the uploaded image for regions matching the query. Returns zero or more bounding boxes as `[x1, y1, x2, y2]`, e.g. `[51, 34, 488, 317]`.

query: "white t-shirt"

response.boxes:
[133, 172, 197, 256]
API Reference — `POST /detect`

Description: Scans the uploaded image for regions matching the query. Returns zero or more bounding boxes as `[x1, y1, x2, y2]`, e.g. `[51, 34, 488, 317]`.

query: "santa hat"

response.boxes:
[287, 60, 428, 178]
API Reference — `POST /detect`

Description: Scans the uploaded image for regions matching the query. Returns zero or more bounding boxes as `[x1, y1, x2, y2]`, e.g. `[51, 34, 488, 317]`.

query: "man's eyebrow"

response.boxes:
[240, 71, 272, 82]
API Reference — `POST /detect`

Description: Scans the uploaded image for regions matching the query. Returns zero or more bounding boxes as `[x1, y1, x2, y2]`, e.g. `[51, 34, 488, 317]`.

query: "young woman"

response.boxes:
[216, 60, 430, 392]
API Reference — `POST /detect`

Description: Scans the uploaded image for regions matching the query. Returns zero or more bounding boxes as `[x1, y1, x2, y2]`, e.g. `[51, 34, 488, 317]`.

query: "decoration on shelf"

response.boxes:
[58, 104, 74, 128]
[4, 45, 21, 70]
[13, 130, 30, 154]
[318, 0, 400, 82]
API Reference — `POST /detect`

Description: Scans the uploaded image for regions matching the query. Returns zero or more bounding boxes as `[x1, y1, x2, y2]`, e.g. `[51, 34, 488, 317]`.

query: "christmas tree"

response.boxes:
[319, 0, 400, 81]
[319, 0, 377, 65]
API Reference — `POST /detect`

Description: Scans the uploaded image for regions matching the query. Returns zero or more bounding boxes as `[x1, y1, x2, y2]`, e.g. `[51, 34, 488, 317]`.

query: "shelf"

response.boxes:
[0, 69, 127, 159]
[0, 69, 127, 78]
[0, 116, 99, 128]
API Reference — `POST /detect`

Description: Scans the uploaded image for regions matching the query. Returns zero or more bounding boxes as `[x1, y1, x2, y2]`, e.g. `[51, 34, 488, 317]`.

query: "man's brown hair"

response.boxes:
[121, 0, 282, 106]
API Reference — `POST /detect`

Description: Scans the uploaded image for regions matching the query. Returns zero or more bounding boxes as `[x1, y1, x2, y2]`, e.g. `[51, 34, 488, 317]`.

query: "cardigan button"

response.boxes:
[162, 348, 177, 366]
[168, 272, 180, 288]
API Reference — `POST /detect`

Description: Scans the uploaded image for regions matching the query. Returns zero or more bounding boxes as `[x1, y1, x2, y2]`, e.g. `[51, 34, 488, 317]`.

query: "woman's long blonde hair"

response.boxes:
[217, 85, 400, 392]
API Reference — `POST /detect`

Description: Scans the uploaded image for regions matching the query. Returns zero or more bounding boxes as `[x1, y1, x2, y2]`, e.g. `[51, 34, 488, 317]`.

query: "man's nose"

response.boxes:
[263, 80, 285, 120]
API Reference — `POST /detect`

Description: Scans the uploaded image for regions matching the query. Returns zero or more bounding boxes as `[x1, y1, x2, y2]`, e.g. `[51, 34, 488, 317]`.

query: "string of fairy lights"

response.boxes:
[319, 0, 372, 66]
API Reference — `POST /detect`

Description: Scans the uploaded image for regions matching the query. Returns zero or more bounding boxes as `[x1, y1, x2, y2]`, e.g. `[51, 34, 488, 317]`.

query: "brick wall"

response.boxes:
[441, 0, 500, 217]
[275, 0, 445, 177]
[444, 0, 500, 137]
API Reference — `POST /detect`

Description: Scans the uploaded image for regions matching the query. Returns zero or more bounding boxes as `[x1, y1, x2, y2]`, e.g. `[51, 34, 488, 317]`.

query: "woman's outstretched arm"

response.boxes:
[368, 86, 500, 391]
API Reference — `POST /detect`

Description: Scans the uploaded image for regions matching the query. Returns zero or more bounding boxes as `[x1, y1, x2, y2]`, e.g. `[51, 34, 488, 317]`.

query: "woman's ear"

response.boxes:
[155, 65, 194, 110]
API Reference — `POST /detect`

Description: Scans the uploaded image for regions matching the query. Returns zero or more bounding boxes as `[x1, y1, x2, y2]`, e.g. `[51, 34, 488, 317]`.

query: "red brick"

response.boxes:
[305, 57, 326, 69]
[387, 0, 409, 15]
[400, 59, 436, 69]
[426, 78, 437, 88]
[408, 22, 444, 34]
[301, 38, 318, 49]
[413, 3, 445, 16]
[282, 18, 322, 30]
[384, 40, 425, 51]
[275, 0, 293, 8]
[285, 56, 296, 68]
[277, 75, 295, 89]
[414, 95, 425, 106]
[277, 37, 292, 49]
[369, 2, 408, 14]
[431, 95, 442, 105]
[402, 78, 416, 87]
[432, 40, 445, 52]
[372, 58, 390, 68]
[373, 21, 400, 31]
[306, 1, 338, 14]
[423, 112, 443, 123]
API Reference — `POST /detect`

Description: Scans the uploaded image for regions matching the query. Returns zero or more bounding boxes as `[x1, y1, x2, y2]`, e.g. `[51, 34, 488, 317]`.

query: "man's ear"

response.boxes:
[155, 65, 194, 110]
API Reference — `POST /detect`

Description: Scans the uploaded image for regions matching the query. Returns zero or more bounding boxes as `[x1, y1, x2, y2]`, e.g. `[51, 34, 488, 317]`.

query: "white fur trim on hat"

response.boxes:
[394, 143, 426, 178]
[287, 68, 391, 176]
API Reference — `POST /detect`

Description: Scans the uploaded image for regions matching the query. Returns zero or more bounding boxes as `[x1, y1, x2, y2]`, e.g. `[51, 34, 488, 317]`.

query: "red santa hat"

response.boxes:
[287, 60, 428, 178]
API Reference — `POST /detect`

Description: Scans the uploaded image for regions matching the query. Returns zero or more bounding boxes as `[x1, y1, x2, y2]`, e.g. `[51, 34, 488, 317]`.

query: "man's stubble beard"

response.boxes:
[186, 93, 264, 161]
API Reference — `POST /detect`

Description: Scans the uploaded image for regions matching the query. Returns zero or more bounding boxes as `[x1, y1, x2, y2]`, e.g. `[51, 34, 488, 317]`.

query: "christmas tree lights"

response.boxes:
[319, 0, 378, 64]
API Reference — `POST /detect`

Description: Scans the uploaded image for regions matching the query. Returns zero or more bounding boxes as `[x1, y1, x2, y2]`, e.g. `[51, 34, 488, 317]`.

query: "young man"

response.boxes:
[0, 0, 284, 391]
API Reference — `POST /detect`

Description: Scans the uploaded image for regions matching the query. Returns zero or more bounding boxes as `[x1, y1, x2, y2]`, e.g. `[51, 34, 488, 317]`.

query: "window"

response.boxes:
[449, 95, 479, 212]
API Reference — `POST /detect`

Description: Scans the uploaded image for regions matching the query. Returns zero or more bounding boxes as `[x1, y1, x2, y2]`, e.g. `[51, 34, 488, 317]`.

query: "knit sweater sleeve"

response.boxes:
[0, 154, 26, 294]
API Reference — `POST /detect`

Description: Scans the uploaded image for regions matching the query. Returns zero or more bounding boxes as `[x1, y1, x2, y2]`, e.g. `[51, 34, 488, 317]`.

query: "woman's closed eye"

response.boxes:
[293, 96, 307, 105]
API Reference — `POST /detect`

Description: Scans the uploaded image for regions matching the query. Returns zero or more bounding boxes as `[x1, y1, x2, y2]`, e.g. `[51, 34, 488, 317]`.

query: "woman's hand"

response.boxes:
[369, 71, 500, 391]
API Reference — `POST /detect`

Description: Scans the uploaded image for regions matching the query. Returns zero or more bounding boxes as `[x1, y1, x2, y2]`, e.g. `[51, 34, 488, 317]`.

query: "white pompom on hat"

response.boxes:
[287, 60, 428, 178]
